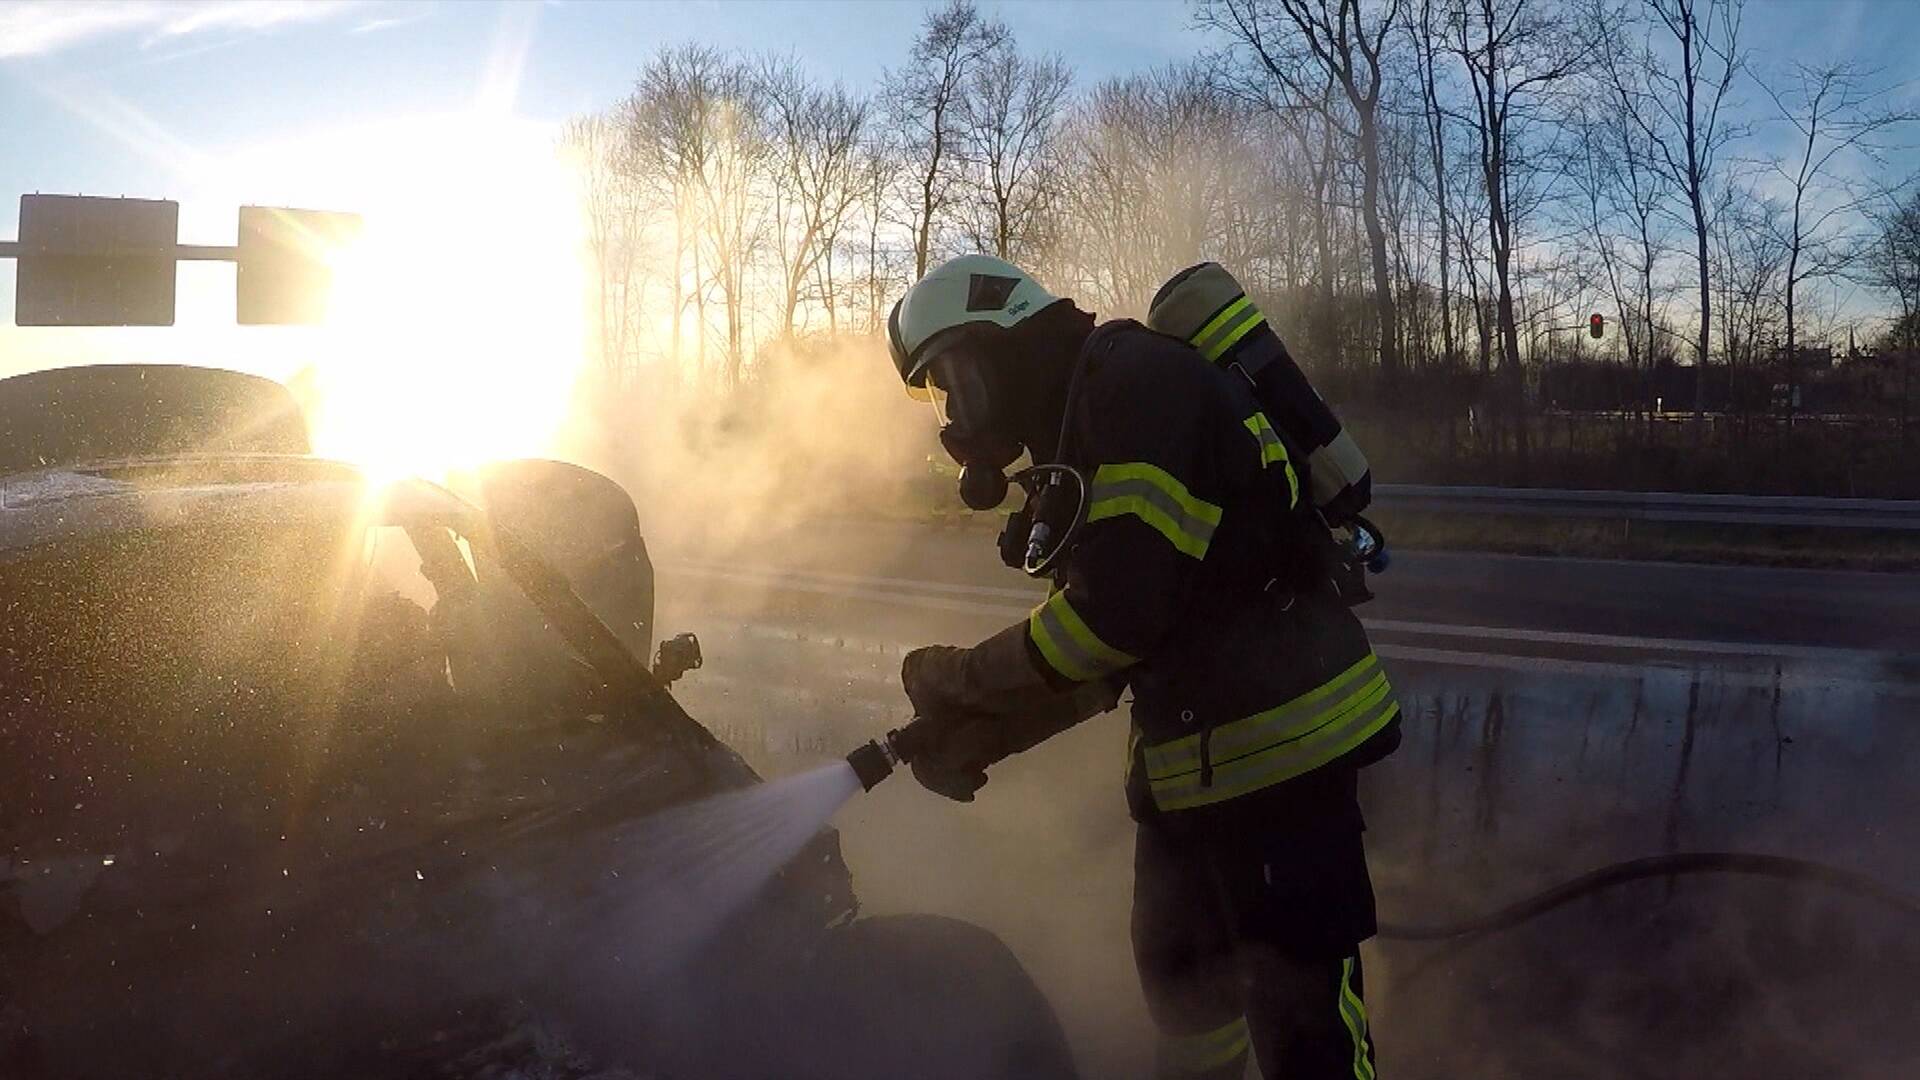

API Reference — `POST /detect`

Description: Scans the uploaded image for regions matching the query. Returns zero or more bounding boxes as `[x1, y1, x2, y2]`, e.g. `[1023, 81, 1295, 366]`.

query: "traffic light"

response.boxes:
[1589, 313, 1605, 339]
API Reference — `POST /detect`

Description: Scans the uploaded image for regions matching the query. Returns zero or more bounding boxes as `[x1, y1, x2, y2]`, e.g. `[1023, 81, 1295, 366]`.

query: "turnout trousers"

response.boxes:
[1129, 774, 1378, 1080]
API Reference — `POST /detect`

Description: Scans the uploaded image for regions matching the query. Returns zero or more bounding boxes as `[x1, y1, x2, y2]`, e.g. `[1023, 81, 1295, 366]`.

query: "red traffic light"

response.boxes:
[1589, 313, 1605, 339]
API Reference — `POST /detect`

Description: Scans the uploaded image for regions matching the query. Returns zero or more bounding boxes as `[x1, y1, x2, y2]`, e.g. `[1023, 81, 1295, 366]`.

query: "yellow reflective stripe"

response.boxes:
[1150, 687, 1398, 811]
[1148, 683, 1400, 811]
[1243, 412, 1300, 509]
[1144, 653, 1381, 779]
[1159, 1016, 1250, 1075]
[1203, 304, 1266, 362]
[1027, 589, 1137, 683]
[1187, 296, 1251, 356]
[1087, 462, 1222, 560]
[1190, 296, 1266, 363]
[1339, 957, 1375, 1080]
[1243, 413, 1286, 466]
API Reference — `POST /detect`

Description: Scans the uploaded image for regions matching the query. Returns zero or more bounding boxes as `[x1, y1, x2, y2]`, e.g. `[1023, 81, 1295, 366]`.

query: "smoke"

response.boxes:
[557, 334, 951, 557]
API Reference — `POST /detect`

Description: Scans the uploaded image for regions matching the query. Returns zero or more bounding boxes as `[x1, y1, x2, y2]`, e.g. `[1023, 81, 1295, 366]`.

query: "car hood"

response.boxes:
[0, 453, 480, 561]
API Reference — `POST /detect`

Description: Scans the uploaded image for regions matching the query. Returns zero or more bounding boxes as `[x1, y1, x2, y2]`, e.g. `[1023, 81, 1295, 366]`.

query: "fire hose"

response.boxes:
[846, 731, 1920, 950]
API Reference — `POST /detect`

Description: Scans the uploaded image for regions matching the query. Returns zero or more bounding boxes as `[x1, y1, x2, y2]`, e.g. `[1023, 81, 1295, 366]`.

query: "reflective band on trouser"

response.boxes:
[1028, 589, 1138, 683]
[1143, 653, 1398, 812]
[1189, 296, 1267, 364]
[1243, 412, 1300, 509]
[1087, 462, 1222, 560]
[1155, 1016, 1251, 1079]
[1339, 956, 1375, 1080]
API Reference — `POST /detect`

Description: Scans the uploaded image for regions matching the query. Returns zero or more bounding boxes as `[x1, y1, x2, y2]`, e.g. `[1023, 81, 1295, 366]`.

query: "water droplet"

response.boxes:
[415, 869, 425, 881]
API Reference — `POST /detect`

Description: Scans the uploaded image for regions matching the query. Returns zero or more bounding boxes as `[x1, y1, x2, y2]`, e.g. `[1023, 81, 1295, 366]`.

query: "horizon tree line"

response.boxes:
[564, 0, 1918, 441]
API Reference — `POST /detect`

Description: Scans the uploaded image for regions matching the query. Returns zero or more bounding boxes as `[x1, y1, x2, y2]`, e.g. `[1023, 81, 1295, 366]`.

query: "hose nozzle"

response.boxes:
[845, 719, 932, 792]
[845, 738, 898, 791]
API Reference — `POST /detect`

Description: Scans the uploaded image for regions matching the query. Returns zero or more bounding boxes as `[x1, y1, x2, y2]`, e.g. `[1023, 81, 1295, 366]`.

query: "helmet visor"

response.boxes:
[924, 351, 992, 434]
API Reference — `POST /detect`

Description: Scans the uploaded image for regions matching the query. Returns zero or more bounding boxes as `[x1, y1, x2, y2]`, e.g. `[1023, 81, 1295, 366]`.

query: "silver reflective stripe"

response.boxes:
[1307, 430, 1369, 507]
[1088, 474, 1220, 558]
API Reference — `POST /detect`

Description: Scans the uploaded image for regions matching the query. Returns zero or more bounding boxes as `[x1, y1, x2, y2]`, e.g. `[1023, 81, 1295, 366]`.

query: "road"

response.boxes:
[653, 520, 1920, 1079]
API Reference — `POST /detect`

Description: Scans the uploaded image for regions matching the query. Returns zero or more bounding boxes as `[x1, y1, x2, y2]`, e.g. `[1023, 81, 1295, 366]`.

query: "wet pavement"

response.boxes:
[655, 523, 1920, 1079]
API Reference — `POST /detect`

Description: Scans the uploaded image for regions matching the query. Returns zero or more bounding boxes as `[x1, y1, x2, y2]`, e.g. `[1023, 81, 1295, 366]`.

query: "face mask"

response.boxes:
[927, 351, 1024, 509]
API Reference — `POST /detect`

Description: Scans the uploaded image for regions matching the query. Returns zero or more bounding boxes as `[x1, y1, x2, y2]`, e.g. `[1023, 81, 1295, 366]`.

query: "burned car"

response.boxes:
[0, 365, 1073, 1079]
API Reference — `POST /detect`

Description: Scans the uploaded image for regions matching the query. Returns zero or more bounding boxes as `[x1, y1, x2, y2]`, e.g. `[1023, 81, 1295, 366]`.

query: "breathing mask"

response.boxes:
[924, 348, 1025, 511]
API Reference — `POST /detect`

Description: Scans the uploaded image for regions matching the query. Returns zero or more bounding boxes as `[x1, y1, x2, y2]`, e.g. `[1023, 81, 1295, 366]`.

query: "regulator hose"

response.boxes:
[1377, 851, 1920, 944]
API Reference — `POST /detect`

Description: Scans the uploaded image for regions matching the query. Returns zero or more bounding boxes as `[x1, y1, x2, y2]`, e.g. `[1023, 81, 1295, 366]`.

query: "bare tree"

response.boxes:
[849, 136, 907, 335]
[884, 0, 1009, 278]
[1603, 0, 1746, 420]
[1055, 63, 1259, 314]
[627, 44, 736, 378]
[1568, 57, 1674, 431]
[1449, 0, 1587, 469]
[1709, 177, 1786, 425]
[1199, 0, 1406, 391]
[1410, 0, 1457, 365]
[1760, 62, 1916, 389]
[761, 57, 869, 339]
[570, 6, 1920, 502]
[1868, 188, 1920, 442]
[698, 61, 771, 385]
[961, 48, 1073, 262]
[563, 112, 651, 384]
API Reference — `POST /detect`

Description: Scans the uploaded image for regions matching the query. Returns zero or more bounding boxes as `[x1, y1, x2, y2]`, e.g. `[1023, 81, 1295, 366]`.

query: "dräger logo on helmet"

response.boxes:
[1005, 299, 1032, 318]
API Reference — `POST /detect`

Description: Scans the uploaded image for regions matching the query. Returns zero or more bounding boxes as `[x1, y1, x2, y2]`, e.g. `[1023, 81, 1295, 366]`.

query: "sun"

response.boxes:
[220, 113, 591, 484]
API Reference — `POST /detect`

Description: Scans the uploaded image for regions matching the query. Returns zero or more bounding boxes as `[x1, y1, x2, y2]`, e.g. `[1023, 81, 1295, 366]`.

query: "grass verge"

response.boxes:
[1367, 509, 1920, 573]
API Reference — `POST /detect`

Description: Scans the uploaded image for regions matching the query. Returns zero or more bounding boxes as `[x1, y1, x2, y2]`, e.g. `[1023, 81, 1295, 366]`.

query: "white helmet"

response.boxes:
[887, 254, 1058, 390]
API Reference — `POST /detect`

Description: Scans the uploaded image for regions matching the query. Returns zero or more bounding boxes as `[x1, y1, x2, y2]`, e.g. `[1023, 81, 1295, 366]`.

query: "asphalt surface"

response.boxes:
[653, 521, 1920, 1080]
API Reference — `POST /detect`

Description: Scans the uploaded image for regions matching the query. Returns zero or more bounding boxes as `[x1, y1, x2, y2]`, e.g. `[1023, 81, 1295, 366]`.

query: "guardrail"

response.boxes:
[1373, 484, 1920, 531]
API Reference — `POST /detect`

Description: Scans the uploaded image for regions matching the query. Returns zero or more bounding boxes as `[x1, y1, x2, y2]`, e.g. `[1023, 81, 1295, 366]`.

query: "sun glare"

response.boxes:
[222, 114, 590, 483]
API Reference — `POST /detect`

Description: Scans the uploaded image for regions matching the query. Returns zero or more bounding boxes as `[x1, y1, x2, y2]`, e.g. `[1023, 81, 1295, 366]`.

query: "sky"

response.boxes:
[0, 0, 1193, 240]
[0, 0, 1913, 353]
[3, 0, 1910, 236]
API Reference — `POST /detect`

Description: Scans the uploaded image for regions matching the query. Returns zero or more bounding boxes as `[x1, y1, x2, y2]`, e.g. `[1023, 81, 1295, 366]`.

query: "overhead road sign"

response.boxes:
[236, 206, 362, 325]
[1, 195, 363, 327]
[13, 195, 179, 326]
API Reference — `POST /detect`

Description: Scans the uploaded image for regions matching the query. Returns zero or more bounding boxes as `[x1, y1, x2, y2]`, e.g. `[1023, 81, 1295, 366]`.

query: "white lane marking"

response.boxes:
[1360, 619, 1871, 663]
[1376, 644, 1788, 689]
[660, 562, 1900, 674]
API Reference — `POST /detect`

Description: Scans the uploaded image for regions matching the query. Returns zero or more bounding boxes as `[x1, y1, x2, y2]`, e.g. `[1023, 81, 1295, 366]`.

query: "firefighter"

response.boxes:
[886, 254, 1401, 1080]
